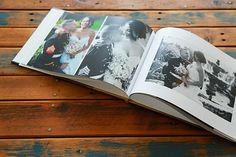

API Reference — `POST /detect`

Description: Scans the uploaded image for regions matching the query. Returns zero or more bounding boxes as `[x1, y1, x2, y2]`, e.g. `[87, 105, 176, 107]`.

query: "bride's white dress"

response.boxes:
[60, 35, 89, 75]
[103, 39, 142, 90]
[174, 62, 201, 103]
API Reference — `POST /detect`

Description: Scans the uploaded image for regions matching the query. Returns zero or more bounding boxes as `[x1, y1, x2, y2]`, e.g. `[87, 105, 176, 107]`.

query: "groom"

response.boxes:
[76, 25, 121, 79]
[33, 19, 77, 73]
[162, 48, 191, 89]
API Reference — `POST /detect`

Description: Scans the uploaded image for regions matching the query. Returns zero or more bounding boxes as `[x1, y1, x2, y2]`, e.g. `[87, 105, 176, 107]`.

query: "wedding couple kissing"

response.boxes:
[33, 17, 95, 75]
[77, 19, 151, 90]
[162, 48, 206, 102]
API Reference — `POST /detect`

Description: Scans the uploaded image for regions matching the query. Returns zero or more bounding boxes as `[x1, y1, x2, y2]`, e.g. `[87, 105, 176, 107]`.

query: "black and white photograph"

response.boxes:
[76, 16, 152, 91]
[27, 12, 105, 75]
[146, 37, 236, 122]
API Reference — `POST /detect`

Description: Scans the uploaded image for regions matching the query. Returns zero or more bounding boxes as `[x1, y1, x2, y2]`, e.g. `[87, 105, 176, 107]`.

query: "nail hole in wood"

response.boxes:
[30, 19, 34, 21]
[220, 33, 224, 35]
[29, 13, 34, 15]
[77, 149, 83, 154]
[158, 12, 162, 14]
[222, 39, 226, 41]
[157, 18, 161, 20]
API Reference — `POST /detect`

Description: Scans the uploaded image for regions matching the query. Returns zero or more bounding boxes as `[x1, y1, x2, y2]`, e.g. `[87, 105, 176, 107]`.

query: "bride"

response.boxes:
[60, 17, 95, 75]
[103, 20, 150, 90]
[174, 51, 206, 103]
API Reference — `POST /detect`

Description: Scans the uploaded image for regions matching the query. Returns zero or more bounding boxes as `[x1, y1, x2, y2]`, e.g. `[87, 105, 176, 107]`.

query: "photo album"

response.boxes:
[12, 8, 236, 142]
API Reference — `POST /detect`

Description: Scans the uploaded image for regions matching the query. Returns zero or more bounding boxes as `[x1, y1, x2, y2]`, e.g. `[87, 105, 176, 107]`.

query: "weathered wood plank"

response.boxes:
[0, 76, 111, 100]
[0, 27, 236, 47]
[0, 28, 235, 47]
[184, 28, 236, 46]
[0, 137, 235, 157]
[1, 47, 236, 76]
[0, 0, 236, 10]
[1, 10, 236, 27]
[0, 100, 209, 138]
[0, 48, 40, 75]
[0, 28, 32, 47]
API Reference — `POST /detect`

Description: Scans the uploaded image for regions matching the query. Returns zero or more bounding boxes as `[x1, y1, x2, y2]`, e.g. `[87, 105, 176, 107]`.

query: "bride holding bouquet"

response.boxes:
[59, 17, 95, 75]
[103, 20, 150, 90]
[174, 51, 206, 103]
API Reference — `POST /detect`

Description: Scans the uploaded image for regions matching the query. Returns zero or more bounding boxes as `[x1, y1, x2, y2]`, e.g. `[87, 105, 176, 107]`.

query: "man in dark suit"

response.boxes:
[33, 19, 77, 73]
[162, 48, 191, 88]
[76, 42, 113, 79]
[76, 25, 121, 80]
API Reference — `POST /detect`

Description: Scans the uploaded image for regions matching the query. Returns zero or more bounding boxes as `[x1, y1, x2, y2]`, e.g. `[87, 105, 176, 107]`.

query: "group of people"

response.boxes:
[162, 48, 206, 102]
[77, 19, 151, 90]
[32, 16, 95, 75]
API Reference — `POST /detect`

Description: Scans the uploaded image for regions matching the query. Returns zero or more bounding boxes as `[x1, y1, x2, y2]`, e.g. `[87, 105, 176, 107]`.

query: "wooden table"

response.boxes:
[1, 1, 236, 156]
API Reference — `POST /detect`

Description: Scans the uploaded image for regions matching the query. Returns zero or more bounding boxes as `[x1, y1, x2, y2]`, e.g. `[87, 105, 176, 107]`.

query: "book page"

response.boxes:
[13, 8, 154, 96]
[75, 16, 154, 92]
[17, 9, 106, 75]
[12, 8, 64, 64]
[131, 28, 236, 141]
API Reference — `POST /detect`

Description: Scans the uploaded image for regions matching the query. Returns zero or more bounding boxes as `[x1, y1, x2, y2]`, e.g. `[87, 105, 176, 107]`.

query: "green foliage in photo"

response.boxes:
[28, 44, 43, 66]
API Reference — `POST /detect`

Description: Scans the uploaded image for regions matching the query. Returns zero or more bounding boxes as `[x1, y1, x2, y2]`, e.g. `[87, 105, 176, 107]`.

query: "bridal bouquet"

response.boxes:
[64, 39, 82, 58]
[107, 53, 132, 81]
[174, 63, 187, 76]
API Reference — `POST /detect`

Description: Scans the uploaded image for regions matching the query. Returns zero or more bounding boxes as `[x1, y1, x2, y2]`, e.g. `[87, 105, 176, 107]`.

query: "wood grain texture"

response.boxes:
[0, 100, 209, 138]
[1, 10, 236, 27]
[0, 0, 236, 10]
[0, 76, 111, 100]
[1, 0, 236, 155]
[0, 28, 236, 47]
[1, 47, 236, 76]
[0, 137, 235, 157]
[184, 28, 236, 46]
[0, 48, 40, 76]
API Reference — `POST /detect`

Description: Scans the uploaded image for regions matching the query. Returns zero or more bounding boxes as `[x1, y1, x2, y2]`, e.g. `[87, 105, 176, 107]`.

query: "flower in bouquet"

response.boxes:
[64, 39, 82, 58]
[174, 63, 187, 76]
[107, 53, 132, 81]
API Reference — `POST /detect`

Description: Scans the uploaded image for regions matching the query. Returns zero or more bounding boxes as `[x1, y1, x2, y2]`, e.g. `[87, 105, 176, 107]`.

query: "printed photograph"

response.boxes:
[76, 16, 152, 91]
[146, 37, 236, 122]
[28, 12, 105, 75]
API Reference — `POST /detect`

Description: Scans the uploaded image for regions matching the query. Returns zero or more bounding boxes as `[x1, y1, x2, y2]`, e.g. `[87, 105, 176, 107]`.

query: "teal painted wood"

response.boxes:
[0, 0, 236, 10]
[1, 10, 236, 27]
[0, 12, 9, 26]
[0, 137, 236, 157]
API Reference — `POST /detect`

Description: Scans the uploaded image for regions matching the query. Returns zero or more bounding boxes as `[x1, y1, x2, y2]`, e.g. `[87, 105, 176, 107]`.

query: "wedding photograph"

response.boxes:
[76, 16, 152, 91]
[27, 12, 105, 75]
[146, 37, 236, 122]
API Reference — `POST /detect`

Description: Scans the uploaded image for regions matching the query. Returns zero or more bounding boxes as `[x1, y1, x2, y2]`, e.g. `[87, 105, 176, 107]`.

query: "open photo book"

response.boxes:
[13, 8, 236, 142]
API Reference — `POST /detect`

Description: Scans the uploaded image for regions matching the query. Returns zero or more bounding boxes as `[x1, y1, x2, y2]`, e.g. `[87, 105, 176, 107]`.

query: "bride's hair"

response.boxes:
[61, 19, 76, 28]
[123, 20, 147, 41]
[194, 51, 206, 64]
[80, 16, 94, 27]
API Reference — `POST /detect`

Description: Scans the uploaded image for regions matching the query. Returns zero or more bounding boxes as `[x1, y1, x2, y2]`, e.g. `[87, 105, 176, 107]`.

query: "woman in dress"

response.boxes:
[118, 20, 150, 59]
[60, 17, 95, 75]
[103, 20, 151, 90]
[174, 51, 206, 103]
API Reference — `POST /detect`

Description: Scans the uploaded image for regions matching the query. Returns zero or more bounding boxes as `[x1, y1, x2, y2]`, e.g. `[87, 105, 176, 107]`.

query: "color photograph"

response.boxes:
[28, 12, 105, 75]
